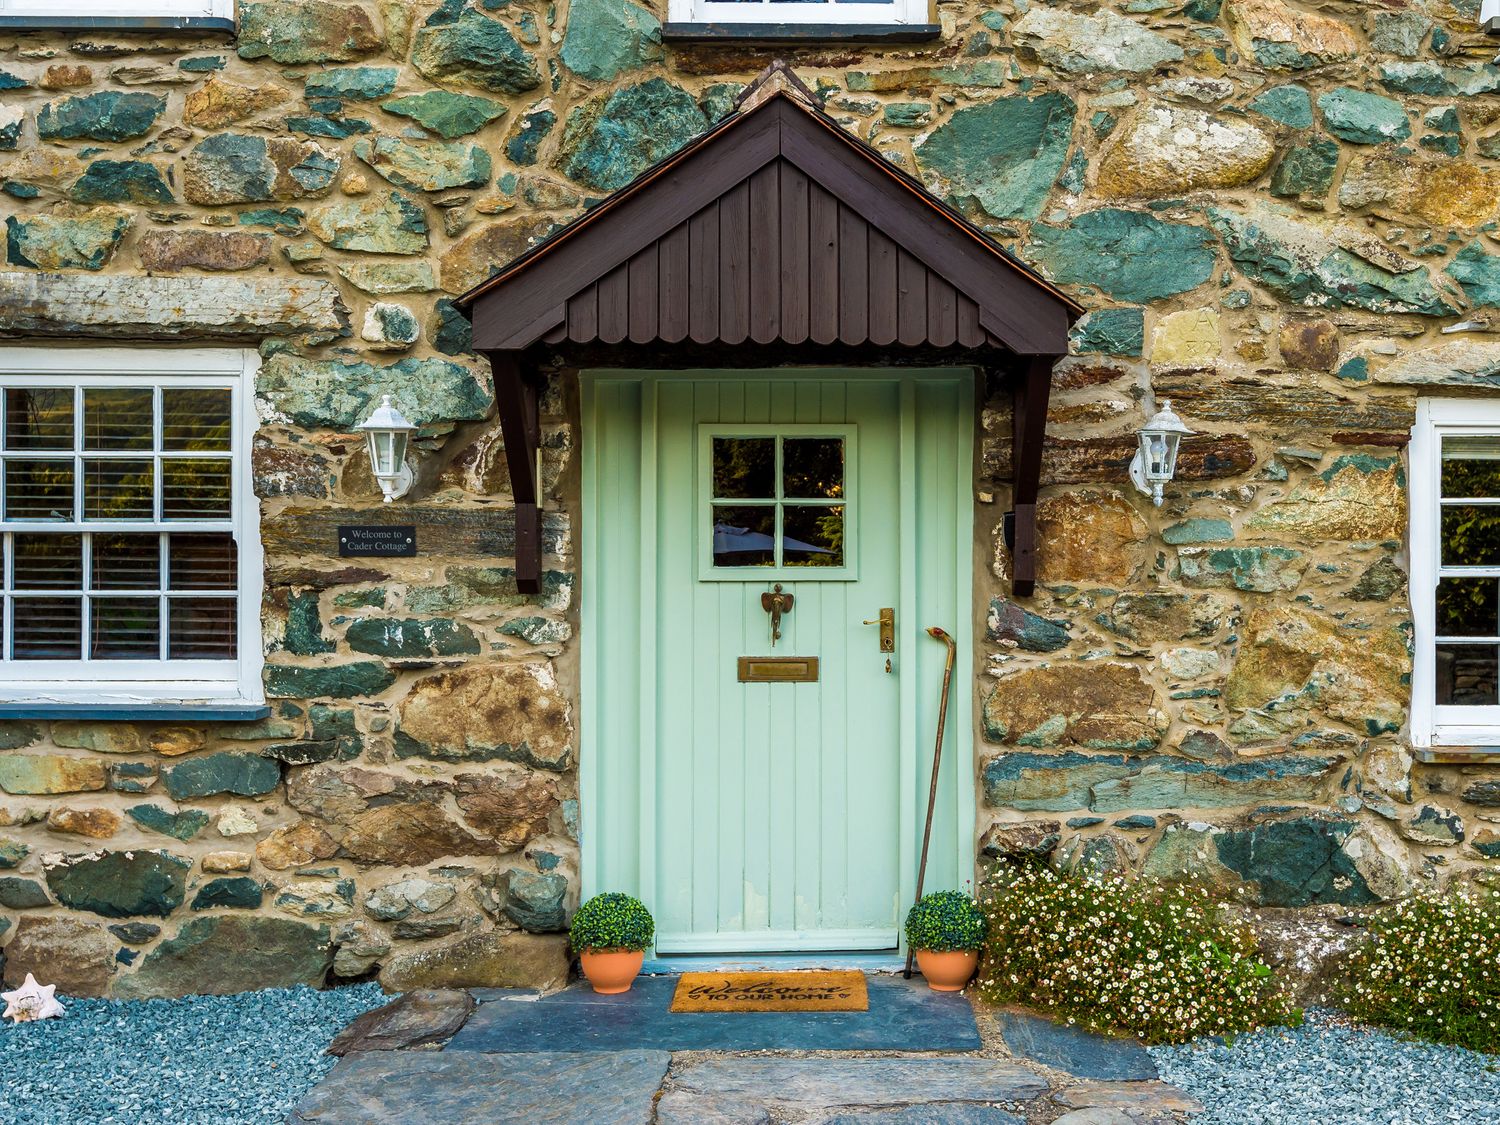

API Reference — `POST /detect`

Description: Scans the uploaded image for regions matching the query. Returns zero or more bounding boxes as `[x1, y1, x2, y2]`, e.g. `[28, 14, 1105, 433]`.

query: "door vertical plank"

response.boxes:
[741, 377, 771, 934]
[690, 380, 720, 936]
[896, 377, 920, 950]
[716, 379, 747, 935]
[636, 377, 660, 918]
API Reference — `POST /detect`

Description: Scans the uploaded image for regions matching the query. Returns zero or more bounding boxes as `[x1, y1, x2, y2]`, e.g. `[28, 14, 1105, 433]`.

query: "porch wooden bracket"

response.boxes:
[488, 351, 544, 594]
[1009, 355, 1058, 600]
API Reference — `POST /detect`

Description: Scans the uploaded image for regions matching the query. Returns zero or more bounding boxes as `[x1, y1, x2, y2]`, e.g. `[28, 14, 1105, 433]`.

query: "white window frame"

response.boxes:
[667, 0, 931, 30]
[0, 347, 263, 707]
[0, 0, 232, 22]
[1409, 396, 1500, 747]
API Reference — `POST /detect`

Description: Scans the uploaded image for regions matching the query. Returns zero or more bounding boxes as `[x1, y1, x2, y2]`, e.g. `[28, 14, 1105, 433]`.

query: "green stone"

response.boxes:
[405, 567, 571, 613]
[260, 739, 342, 766]
[308, 704, 358, 742]
[1446, 241, 1500, 308]
[1349, 557, 1405, 601]
[1090, 755, 1338, 813]
[192, 877, 264, 911]
[699, 84, 743, 124]
[0, 753, 107, 795]
[179, 56, 225, 72]
[1162, 518, 1233, 545]
[238, 207, 305, 233]
[1175, 546, 1304, 593]
[284, 590, 335, 655]
[354, 135, 491, 192]
[0, 877, 50, 909]
[496, 615, 570, 645]
[914, 93, 1075, 222]
[1069, 307, 1143, 357]
[46, 850, 190, 918]
[263, 661, 398, 699]
[1369, 10, 1431, 56]
[1027, 209, 1217, 303]
[345, 617, 482, 657]
[184, 134, 340, 205]
[1379, 62, 1500, 98]
[986, 597, 1069, 653]
[304, 67, 398, 101]
[0, 722, 40, 751]
[1247, 84, 1312, 129]
[982, 751, 1133, 812]
[1214, 818, 1380, 907]
[559, 78, 707, 193]
[411, 5, 541, 94]
[162, 753, 281, 800]
[559, 0, 662, 81]
[109, 762, 157, 794]
[37, 92, 165, 142]
[116, 916, 332, 998]
[338, 261, 437, 294]
[332, 588, 386, 609]
[0, 838, 27, 868]
[274, 878, 355, 917]
[1317, 87, 1411, 145]
[505, 106, 555, 165]
[70, 160, 174, 204]
[381, 91, 506, 139]
[1270, 136, 1339, 200]
[258, 354, 491, 429]
[0, 69, 30, 89]
[237, 0, 382, 64]
[307, 191, 428, 255]
[883, 103, 932, 128]
[1210, 207, 1455, 317]
[432, 299, 474, 355]
[500, 870, 567, 932]
[286, 115, 371, 140]
[217, 715, 301, 740]
[6, 210, 131, 271]
[127, 805, 212, 841]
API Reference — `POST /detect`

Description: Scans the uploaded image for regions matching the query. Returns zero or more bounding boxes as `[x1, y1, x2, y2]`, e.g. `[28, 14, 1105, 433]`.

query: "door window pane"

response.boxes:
[782, 438, 844, 499]
[12, 597, 82, 659]
[783, 504, 843, 567]
[169, 598, 236, 659]
[4, 388, 73, 450]
[712, 505, 776, 567]
[712, 438, 775, 499]
[83, 459, 154, 520]
[5, 459, 74, 520]
[1437, 643, 1499, 705]
[162, 459, 231, 518]
[93, 534, 160, 590]
[91, 597, 160, 659]
[13, 534, 81, 589]
[163, 388, 231, 451]
[82, 388, 153, 451]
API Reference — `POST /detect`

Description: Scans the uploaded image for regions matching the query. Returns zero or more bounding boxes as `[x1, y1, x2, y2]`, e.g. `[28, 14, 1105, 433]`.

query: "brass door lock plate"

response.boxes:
[863, 608, 894, 653]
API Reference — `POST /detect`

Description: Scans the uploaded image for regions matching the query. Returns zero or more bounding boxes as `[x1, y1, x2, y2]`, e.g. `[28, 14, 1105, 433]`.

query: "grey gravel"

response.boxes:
[0, 983, 386, 1125]
[1148, 1008, 1500, 1125]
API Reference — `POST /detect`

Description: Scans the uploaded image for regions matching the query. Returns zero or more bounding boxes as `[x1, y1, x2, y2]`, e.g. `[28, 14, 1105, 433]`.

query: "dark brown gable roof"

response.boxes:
[458, 77, 1082, 358]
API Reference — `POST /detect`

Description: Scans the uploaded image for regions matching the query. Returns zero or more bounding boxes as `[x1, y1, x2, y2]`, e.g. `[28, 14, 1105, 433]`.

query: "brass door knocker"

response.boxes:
[761, 583, 793, 647]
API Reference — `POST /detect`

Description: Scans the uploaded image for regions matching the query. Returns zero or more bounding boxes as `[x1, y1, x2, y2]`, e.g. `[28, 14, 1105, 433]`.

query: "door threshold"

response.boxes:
[641, 950, 906, 975]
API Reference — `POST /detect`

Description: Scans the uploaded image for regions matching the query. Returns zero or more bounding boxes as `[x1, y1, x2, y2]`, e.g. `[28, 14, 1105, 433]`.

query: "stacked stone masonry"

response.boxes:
[0, 0, 1498, 995]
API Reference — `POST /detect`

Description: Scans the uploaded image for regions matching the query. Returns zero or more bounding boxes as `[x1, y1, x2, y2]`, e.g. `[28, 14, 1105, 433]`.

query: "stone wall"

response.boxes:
[0, 0, 1499, 995]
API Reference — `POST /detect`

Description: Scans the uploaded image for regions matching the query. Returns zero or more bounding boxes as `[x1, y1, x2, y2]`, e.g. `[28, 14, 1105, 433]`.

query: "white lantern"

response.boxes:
[1484, 0, 1499, 33]
[357, 394, 417, 502]
[1129, 399, 1194, 507]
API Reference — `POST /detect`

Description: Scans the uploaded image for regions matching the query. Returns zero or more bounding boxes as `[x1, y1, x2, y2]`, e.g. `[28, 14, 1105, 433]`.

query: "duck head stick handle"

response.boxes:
[904, 626, 958, 980]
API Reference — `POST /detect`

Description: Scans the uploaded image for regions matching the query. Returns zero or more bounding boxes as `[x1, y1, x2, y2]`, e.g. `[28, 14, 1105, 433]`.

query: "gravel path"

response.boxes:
[0, 983, 386, 1125]
[1149, 1008, 1500, 1125]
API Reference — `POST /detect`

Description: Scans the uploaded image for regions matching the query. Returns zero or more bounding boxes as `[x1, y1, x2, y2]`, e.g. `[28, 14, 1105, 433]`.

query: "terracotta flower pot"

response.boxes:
[914, 948, 978, 992]
[579, 948, 645, 994]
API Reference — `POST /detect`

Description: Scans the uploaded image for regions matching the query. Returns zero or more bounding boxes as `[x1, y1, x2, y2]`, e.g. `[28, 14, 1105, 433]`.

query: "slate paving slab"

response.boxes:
[327, 988, 475, 1055]
[289, 1049, 671, 1125]
[1053, 1080, 1202, 1114]
[655, 1057, 1048, 1123]
[446, 974, 982, 1053]
[819, 1109, 1023, 1124]
[996, 1011, 1157, 1081]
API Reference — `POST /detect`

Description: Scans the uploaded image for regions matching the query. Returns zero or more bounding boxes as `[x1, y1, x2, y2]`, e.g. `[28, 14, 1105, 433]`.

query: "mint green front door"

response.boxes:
[582, 370, 975, 955]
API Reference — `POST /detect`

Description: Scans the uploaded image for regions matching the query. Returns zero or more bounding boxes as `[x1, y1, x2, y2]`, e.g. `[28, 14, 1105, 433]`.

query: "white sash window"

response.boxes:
[0, 348, 262, 705]
[0, 0, 233, 23]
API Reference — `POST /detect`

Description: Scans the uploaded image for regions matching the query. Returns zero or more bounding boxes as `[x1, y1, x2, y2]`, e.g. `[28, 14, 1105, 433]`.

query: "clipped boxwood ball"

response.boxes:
[905, 890, 987, 952]
[569, 892, 655, 953]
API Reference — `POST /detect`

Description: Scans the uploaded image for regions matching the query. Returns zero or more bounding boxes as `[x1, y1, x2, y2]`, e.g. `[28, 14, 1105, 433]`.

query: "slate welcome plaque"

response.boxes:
[339, 525, 417, 557]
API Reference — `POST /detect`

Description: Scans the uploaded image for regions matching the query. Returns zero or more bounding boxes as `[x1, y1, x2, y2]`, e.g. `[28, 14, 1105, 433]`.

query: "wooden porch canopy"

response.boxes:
[455, 63, 1084, 596]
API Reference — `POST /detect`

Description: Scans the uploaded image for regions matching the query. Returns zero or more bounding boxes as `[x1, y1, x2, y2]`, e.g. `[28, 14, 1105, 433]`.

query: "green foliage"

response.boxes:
[976, 865, 1299, 1044]
[904, 890, 987, 952]
[1344, 886, 1500, 1054]
[569, 892, 655, 953]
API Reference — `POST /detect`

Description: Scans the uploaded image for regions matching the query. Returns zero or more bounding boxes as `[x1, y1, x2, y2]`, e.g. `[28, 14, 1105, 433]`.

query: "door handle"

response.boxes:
[862, 608, 895, 653]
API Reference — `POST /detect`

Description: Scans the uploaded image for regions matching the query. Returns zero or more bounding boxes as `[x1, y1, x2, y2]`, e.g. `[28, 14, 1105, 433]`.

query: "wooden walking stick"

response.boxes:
[904, 625, 958, 980]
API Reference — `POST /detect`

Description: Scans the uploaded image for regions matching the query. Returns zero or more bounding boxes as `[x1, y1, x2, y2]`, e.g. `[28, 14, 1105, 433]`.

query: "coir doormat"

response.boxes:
[670, 970, 868, 1013]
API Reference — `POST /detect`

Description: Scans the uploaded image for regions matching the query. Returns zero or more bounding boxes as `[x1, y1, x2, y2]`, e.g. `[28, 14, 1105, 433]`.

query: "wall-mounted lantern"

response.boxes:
[1483, 0, 1499, 33]
[1129, 399, 1193, 507]
[358, 394, 417, 503]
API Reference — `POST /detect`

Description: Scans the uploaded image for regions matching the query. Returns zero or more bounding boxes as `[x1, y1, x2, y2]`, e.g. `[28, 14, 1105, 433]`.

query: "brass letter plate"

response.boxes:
[737, 656, 820, 683]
